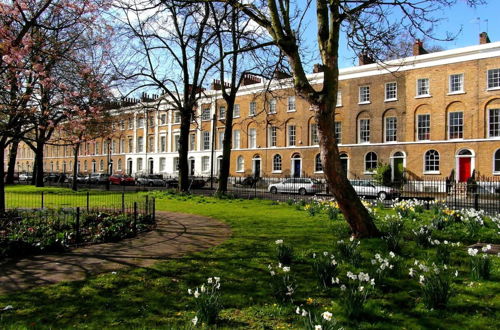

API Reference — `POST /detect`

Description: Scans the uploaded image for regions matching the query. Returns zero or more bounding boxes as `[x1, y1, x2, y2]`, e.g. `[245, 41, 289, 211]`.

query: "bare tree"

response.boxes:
[220, 0, 484, 237]
[117, 0, 216, 191]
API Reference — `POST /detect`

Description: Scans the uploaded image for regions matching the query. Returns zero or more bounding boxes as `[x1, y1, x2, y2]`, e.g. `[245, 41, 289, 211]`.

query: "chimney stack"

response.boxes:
[358, 52, 375, 66]
[413, 39, 428, 56]
[313, 64, 324, 73]
[242, 74, 262, 86]
[480, 32, 491, 44]
[273, 69, 292, 80]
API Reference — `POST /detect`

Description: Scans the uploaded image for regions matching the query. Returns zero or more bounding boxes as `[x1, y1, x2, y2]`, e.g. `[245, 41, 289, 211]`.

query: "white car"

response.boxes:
[268, 178, 324, 195]
[350, 180, 400, 200]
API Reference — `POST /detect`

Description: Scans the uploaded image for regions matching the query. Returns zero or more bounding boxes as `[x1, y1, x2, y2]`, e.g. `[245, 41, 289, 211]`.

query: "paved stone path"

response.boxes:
[0, 211, 231, 294]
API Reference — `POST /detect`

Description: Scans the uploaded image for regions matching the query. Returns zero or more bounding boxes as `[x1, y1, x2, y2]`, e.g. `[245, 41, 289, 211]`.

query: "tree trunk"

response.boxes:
[6, 138, 19, 184]
[318, 109, 380, 238]
[177, 110, 191, 191]
[34, 143, 45, 187]
[217, 102, 234, 194]
[72, 144, 80, 191]
[0, 139, 6, 214]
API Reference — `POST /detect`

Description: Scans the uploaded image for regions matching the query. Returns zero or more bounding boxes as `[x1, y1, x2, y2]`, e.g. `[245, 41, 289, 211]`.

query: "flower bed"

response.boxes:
[0, 208, 155, 260]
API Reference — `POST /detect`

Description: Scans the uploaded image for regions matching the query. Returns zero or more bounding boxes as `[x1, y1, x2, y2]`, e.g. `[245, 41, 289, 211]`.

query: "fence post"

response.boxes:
[133, 202, 138, 235]
[41, 191, 44, 209]
[474, 193, 479, 210]
[86, 191, 90, 212]
[76, 207, 81, 245]
[122, 192, 125, 213]
[152, 197, 156, 223]
[145, 195, 149, 216]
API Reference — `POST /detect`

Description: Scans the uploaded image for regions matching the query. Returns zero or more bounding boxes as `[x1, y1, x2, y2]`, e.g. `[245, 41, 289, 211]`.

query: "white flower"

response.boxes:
[468, 248, 478, 256]
[455, 270, 459, 277]
[216, 282, 221, 289]
[268, 264, 272, 270]
[282, 267, 290, 273]
[409, 268, 414, 277]
[278, 263, 282, 268]
[331, 259, 337, 266]
[371, 259, 377, 265]
[323, 251, 329, 256]
[312, 253, 316, 258]
[296, 307, 301, 314]
[359, 286, 364, 292]
[332, 277, 340, 284]
[419, 275, 425, 284]
[315, 325, 322, 330]
[188, 289, 192, 295]
[370, 278, 375, 286]
[214, 277, 220, 282]
[194, 290, 200, 298]
[482, 244, 491, 252]
[200, 284, 206, 293]
[270, 270, 276, 276]
[2, 305, 13, 311]
[275, 239, 283, 245]
[340, 284, 346, 291]
[207, 277, 213, 284]
[192, 316, 198, 326]
[389, 251, 395, 258]
[349, 236, 354, 242]
[302, 309, 308, 317]
[321, 311, 333, 321]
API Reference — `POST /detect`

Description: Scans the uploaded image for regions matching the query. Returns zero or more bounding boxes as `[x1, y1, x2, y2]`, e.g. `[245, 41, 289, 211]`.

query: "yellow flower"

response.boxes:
[306, 297, 314, 305]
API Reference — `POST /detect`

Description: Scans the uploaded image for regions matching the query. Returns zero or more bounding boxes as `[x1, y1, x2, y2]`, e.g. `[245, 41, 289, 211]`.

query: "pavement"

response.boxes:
[0, 211, 231, 294]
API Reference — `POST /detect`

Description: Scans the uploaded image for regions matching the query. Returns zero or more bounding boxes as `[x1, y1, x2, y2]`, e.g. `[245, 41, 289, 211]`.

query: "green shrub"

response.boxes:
[373, 163, 392, 187]
[188, 277, 222, 325]
[311, 251, 338, 289]
[275, 239, 294, 265]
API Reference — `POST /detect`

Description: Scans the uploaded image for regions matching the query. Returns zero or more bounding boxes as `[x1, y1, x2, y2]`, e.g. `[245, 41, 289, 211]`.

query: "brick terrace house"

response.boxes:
[9, 33, 500, 185]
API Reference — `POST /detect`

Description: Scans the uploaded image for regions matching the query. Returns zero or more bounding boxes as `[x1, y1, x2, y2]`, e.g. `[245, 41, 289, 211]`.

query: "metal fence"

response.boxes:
[190, 176, 500, 214]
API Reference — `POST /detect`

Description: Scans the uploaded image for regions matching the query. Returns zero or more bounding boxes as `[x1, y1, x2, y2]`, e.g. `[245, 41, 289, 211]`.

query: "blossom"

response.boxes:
[419, 275, 425, 284]
[468, 248, 478, 256]
[340, 284, 346, 291]
[275, 239, 283, 245]
[270, 270, 275, 276]
[194, 290, 200, 298]
[214, 277, 220, 282]
[409, 268, 414, 277]
[296, 307, 301, 314]
[359, 286, 364, 292]
[301, 309, 308, 317]
[282, 267, 290, 273]
[191, 316, 198, 325]
[321, 311, 333, 321]
[389, 251, 396, 258]
[188, 289, 192, 295]
[315, 325, 322, 330]
[455, 270, 459, 277]
[200, 284, 206, 293]
[482, 244, 491, 252]
[207, 277, 213, 284]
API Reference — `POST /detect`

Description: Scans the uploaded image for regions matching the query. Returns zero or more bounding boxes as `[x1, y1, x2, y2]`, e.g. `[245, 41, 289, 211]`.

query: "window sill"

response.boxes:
[287, 110, 296, 113]
[448, 137, 464, 141]
[336, 104, 343, 108]
[363, 171, 375, 175]
[423, 171, 440, 175]
[384, 98, 398, 102]
[487, 86, 500, 91]
[447, 91, 465, 96]
[269, 112, 277, 115]
[493, 172, 500, 176]
[358, 101, 371, 105]
[415, 94, 432, 99]
[272, 170, 282, 174]
[314, 171, 324, 174]
[236, 170, 244, 173]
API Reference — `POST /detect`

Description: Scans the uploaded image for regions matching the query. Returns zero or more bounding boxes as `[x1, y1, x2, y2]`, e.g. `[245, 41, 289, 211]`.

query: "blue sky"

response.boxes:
[300, 1, 499, 69]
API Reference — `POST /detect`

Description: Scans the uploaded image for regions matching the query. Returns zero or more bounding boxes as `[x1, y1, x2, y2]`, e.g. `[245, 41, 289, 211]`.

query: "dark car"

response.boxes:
[43, 172, 67, 183]
[67, 174, 86, 184]
[88, 173, 110, 184]
[164, 177, 179, 189]
[188, 177, 206, 189]
[136, 174, 165, 187]
[109, 174, 135, 186]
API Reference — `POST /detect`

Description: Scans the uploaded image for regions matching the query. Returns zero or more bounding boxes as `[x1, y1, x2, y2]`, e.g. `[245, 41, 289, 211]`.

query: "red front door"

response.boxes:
[458, 157, 471, 182]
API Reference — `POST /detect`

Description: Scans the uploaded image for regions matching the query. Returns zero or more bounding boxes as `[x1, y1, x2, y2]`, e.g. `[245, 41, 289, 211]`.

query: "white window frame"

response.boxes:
[358, 85, 370, 104]
[272, 154, 282, 173]
[448, 73, 464, 94]
[189, 133, 196, 151]
[488, 108, 500, 138]
[248, 128, 257, 148]
[416, 78, 431, 97]
[218, 131, 224, 150]
[233, 104, 240, 118]
[416, 114, 431, 141]
[384, 117, 397, 142]
[385, 82, 397, 101]
[314, 154, 323, 173]
[336, 90, 342, 107]
[159, 157, 166, 172]
[249, 101, 256, 116]
[448, 111, 464, 140]
[358, 119, 370, 143]
[201, 108, 211, 121]
[269, 98, 277, 114]
[287, 125, 296, 146]
[219, 106, 226, 120]
[233, 130, 240, 149]
[137, 136, 144, 153]
[493, 149, 500, 175]
[160, 113, 167, 125]
[364, 152, 378, 173]
[269, 126, 277, 147]
[424, 149, 440, 174]
[487, 68, 500, 90]
[173, 111, 181, 124]
[203, 131, 210, 150]
[335, 121, 342, 144]
[236, 156, 244, 172]
[173, 157, 179, 172]
[201, 156, 210, 172]
[287, 96, 296, 112]
[310, 123, 319, 145]
[160, 135, 166, 152]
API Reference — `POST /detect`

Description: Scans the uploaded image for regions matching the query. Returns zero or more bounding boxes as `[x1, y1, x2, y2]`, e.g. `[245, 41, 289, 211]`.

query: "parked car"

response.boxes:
[350, 180, 400, 200]
[268, 178, 324, 195]
[136, 174, 164, 186]
[164, 177, 179, 189]
[188, 177, 206, 189]
[19, 172, 33, 182]
[66, 174, 87, 184]
[109, 174, 135, 186]
[43, 172, 67, 183]
[237, 176, 260, 188]
[87, 173, 110, 184]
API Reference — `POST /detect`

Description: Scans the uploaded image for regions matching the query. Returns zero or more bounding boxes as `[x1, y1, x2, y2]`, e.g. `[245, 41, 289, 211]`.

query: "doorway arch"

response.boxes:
[291, 153, 302, 178]
[455, 149, 475, 182]
[390, 151, 406, 182]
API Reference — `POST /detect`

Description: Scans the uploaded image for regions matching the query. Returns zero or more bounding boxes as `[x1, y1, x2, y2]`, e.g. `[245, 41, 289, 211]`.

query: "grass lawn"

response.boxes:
[0, 187, 499, 329]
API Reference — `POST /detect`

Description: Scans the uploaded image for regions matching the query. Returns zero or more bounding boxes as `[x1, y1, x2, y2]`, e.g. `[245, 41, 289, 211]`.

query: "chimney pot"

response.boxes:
[480, 32, 491, 44]
[358, 53, 375, 66]
[413, 39, 428, 56]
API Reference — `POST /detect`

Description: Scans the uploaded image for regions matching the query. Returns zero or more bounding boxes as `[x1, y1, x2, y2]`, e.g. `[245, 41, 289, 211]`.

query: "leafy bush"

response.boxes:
[335, 271, 375, 318]
[336, 237, 361, 266]
[381, 215, 405, 252]
[373, 163, 392, 187]
[412, 225, 433, 247]
[188, 277, 222, 325]
[296, 307, 337, 330]
[409, 261, 456, 310]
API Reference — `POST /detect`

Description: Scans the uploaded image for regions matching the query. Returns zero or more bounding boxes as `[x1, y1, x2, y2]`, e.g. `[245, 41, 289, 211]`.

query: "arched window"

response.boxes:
[494, 149, 500, 173]
[364, 152, 378, 172]
[273, 154, 282, 172]
[237, 156, 244, 172]
[424, 150, 440, 173]
[315, 154, 323, 172]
